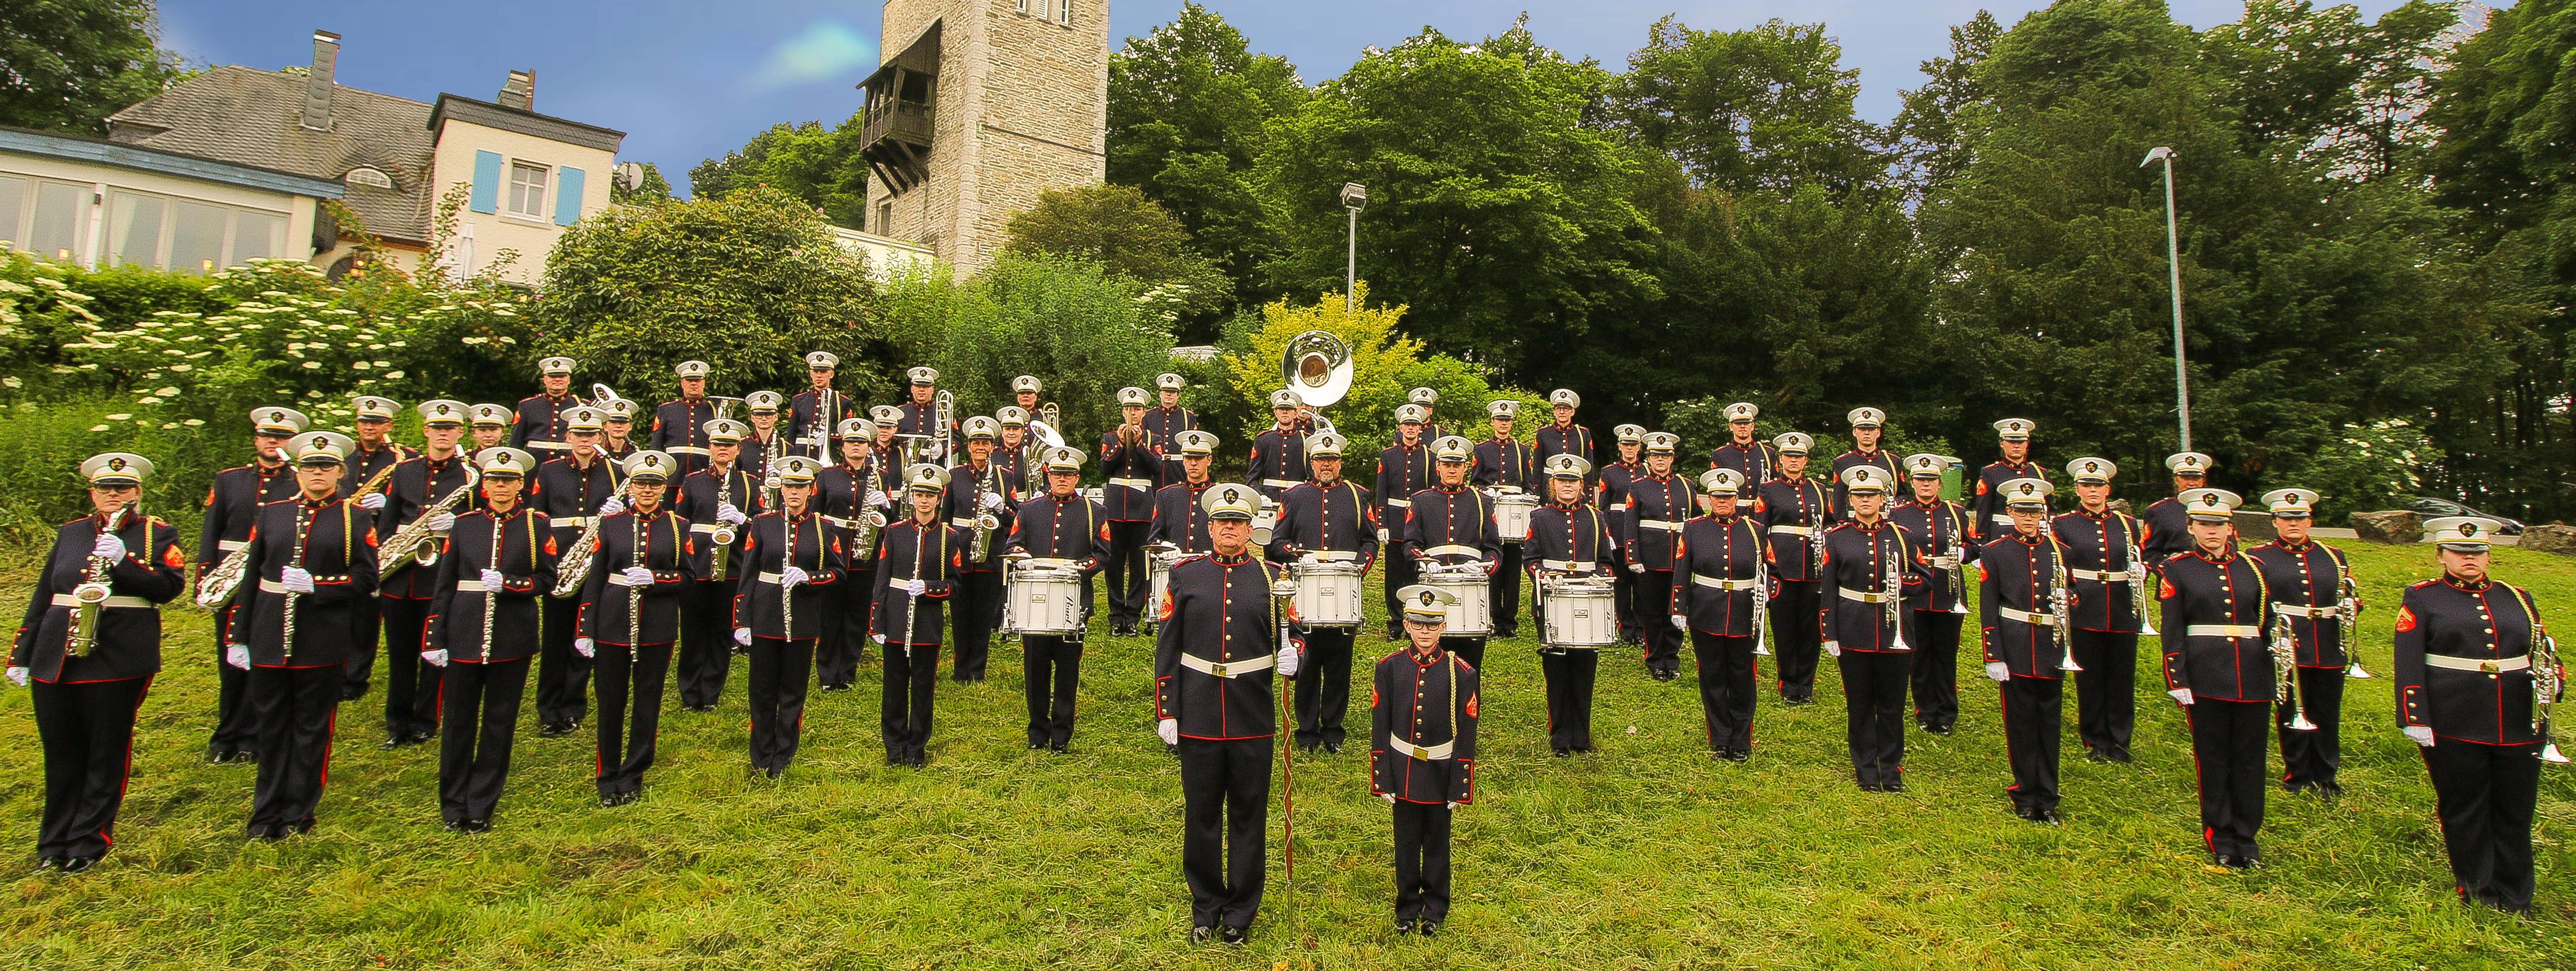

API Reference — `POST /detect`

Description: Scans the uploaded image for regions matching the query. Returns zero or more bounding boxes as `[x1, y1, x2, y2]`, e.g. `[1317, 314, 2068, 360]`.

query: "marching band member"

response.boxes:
[788, 351, 858, 461]
[1375, 405, 1434, 640]
[1004, 445, 1109, 753]
[1891, 454, 1973, 735]
[944, 415, 1016, 682]
[894, 367, 944, 462]
[468, 403, 511, 453]
[1530, 455, 1614, 756]
[871, 404, 905, 461]
[420, 447, 553, 831]
[1409, 387, 1449, 444]
[1101, 387, 1162, 636]
[1152, 430, 1221, 554]
[1245, 389, 1308, 501]
[1267, 431, 1379, 755]
[2395, 516, 2557, 913]
[601, 398, 641, 462]
[1829, 408, 1902, 520]
[11, 453, 181, 871]
[2140, 451, 2213, 566]
[575, 450, 693, 806]
[1758, 432, 1829, 705]
[1600, 424, 1645, 645]
[675, 418, 758, 711]
[343, 395, 413, 497]
[1969, 418, 2040, 543]
[816, 417, 891, 690]
[372, 400, 473, 749]
[1473, 399, 1535, 639]
[1706, 402, 1776, 486]
[1818, 466, 1928, 792]
[1010, 375, 1050, 423]
[1622, 432, 1692, 681]
[2249, 488, 2352, 797]
[1532, 389, 1594, 487]
[994, 407, 1031, 492]
[530, 405, 614, 737]
[2052, 458, 2147, 763]
[2157, 488, 2277, 869]
[1406, 437, 1502, 670]
[512, 356, 583, 458]
[1155, 483, 1301, 946]
[1143, 373, 1197, 486]
[199, 405, 307, 764]
[731, 455, 844, 778]
[1980, 478, 2069, 823]
[1673, 468, 1763, 760]
[1373, 584, 1477, 937]
[224, 431, 376, 839]
[873, 465, 965, 767]
[650, 360, 717, 477]
[742, 391, 786, 483]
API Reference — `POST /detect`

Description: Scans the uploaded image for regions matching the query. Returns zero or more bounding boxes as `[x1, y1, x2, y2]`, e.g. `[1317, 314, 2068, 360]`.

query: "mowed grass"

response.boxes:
[0, 539, 2571, 969]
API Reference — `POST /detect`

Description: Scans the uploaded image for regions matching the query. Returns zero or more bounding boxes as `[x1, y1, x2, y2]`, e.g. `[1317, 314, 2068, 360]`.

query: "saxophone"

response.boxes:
[550, 468, 610, 598]
[196, 541, 253, 607]
[377, 465, 483, 579]
[967, 461, 1002, 562]
[67, 507, 132, 658]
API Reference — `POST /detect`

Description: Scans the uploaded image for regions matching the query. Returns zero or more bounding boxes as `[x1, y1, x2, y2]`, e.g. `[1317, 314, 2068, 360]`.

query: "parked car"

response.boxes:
[2403, 497, 2527, 535]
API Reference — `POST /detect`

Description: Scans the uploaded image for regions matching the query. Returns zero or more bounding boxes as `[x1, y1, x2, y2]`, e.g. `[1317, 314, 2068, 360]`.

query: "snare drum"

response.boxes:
[1251, 498, 1281, 546]
[1492, 491, 1539, 543]
[1004, 561, 1087, 635]
[1294, 557, 1366, 628]
[1144, 545, 1183, 633]
[1425, 567, 1492, 636]
[1540, 574, 1619, 648]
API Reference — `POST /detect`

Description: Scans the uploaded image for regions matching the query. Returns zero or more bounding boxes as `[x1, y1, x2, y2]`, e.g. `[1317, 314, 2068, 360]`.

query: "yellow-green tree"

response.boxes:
[1222, 284, 1540, 458]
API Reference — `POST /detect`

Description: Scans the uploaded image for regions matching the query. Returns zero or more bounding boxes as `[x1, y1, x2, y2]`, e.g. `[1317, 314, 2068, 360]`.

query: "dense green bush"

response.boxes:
[1220, 286, 1535, 459]
[878, 254, 1177, 452]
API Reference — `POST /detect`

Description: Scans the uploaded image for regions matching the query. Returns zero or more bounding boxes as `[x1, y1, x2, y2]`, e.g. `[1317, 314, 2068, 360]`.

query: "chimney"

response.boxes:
[301, 31, 340, 131]
[498, 70, 534, 111]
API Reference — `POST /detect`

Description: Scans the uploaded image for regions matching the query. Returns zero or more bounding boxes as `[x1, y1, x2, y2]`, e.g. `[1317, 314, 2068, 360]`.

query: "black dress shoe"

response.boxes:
[2104, 747, 2133, 764]
[57, 856, 96, 874]
[1921, 724, 1953, 737]
[1883, 778, 1906, 793]
[35, 857, 63, 871]
[462, 818, 492, 834]
[537, 722, 570, 737]
[381, 736, 408, 750]
[1049, 741, 1069, 755]
[1554, 748, 1573, 758]
[1190, 926, 1215, 944]
[1323, 741, 1343, 755]
[764, 766, 785, 779]
[1394, 918, 1416, 935]
[235, 749, 259, 765]
[1721, 749, 1751, 762]
[1417, 920, 1441, 937]
[1219, 925, 1247, 946]
[1858, 781, 1883, 793]
[286, 818, 316, 836]
[1029, 740, 1049, 750]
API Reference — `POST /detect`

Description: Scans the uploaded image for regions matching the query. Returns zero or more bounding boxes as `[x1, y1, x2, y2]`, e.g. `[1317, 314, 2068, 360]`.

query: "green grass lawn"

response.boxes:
[1, 539, 2572, 969]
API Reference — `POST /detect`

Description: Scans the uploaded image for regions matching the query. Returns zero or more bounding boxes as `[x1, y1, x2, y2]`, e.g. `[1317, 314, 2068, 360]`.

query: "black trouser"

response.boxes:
[1541, 648, 1601, 754]
[210, 619, 255, 756]
[1770, 581, 1822, 700]
[1177, 737, 1272, 931]
[1383, 550, 1418, 638]
[1443, 636, 1486, 672]
[2070, 629, 2139, 756]
[1392, 800, 1454, 923]
[593, 641, 671, 798]
[1691, 631, 1756, 755]
[1490, 545, 1523, 637]
[247, 665, 342, 833]
[1909, 609, 1963, 731]
[2423, 740, 2541, 913]
[1293, 628, 1356, 749]
[818, 569, 871, 689]
[378, 597, 442, 737]
[2278, 665, 2344, 790]
[343, 596, 380, 700]
[1105, 520, 1150, 627]
[1612, 553, 1641, 640]
[1023, 634, 1084, 747]
[952, 571, 1002, 680]
[881, 641, 941, 760]
[438, 658, 528, 825]
[535, 596, 591, 730]
[677, 581, 734, 709]
[2187, 699, 2271, 861]
[747, 637, 813, 771]
[1638, 569, 1680, 675]
[1838, 649, 1911, 787]
[2001, 675, 2063, 815]
[31, 676, 148, 860]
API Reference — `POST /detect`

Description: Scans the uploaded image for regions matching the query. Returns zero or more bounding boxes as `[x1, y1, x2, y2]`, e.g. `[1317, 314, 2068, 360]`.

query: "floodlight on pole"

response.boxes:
[2140, 146, 2192, 451]
[1341, 183, 1366, 313]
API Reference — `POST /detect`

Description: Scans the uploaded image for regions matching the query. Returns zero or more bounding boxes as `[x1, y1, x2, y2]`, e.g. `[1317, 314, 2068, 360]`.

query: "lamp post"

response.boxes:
[1340, 182, 1367, 313]
[2141, 146, 2191, 451]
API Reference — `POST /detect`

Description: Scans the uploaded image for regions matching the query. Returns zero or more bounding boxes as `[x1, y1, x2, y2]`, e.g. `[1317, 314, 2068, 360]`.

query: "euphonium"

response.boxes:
[377, 467, 483, 579]
[934, 390, 955, 464]
[67, 506, 130, 658]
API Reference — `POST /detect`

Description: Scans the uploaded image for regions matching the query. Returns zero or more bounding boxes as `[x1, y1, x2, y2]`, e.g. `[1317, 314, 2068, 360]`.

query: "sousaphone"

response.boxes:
[1280, 330, 1351, 435]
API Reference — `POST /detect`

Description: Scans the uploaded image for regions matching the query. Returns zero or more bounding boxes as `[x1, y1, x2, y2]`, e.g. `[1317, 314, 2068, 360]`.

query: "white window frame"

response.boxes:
[0, 175, 95, 263]
[96, 186, 286, 274]
[506, 160, 550, 220]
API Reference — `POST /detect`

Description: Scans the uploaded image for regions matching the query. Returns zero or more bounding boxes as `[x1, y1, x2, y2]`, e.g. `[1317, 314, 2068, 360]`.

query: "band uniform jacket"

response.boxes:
[678, 464, 762, 578]
[943, 461, 1017, 571]
[1709, 440, 1779, 487]
[1370, 648, 1479, 805]
[732, 510, 847, 641]
[2140, 496, 2192, 568]
[649, 397, 717, 474]
[1099, 428, 1162, 521]
[2050, 508, 2144, 633]
[577, 508, 695, 646]
[1139, 403, 1195, 480]
[1818, 520, 1930, 651]
[1980, 532, 2069, 677]
[1829, 449, 1902, 519]
[1374, 440, 1432, 540]
[2248, 539, 2352, 669]
[423, 506, 556, 662]
[893, 399, 941, 445]
[1245, 427, 1308, 497]
[512, 391, 584, 453]
[1671, 514, 1764, 637]
[1265, 480, 1379, 570]
[226, 496, 379, 667]
[1533, 423, 1594, 482]
[1150, 480, 1217, 553]
[1971, 459, 2044, 541]
[1473, 437, 1536, 493]
[1891, 497, 1974, 614]
[199, 460, 296, 580]
[789, 388, 860, 452]
[2393, 577, 2556, 746]
[1006, 492, 1112, 575]
[1597, 459, 1641, 554]
[870, 517, 963, 646]
[1619, 472, 1692, 571]
[1755, 475, 1830, 582]
[740, 431, 784, 484]
[377, 452, 476, 600]
[601, 438, 637, 464]
[991, 444, 1026, 498]
[12, 512, 183, 682]
[1404, 486, 1501, 569]
[817, 458, 891, 562]
[1528, 500, 1616, 579]
[340, 441, 412, 497]
[2156, 549, 2279, 703]
[1153, 551, 1298, 740]
[534, 455, 620, 564]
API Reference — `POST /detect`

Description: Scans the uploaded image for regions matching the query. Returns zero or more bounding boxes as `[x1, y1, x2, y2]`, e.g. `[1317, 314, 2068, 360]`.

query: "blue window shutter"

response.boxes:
[553, 166, 586, 225]
[469, 151, 501, 214]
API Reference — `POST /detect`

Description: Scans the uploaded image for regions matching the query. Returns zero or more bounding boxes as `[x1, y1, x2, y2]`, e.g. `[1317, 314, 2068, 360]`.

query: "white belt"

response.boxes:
[256, 579, 307, 594]
[1109, 478, 1153, 490]
[51, 593, 153, 609]
[756, 571, 804, 585]
[2185, 624, 2263, 638]
[1692, 574, 1759, 590]
[1542, 560, 1601, 572]
[1767, 524, 1813, 537]
[1388, 737, 1455, 761]
[690, 523, 728, 534]
[949, 518, 986, 530]
[667, 445, 710, 456]
[1385, 498, 1411, 509]
[1262, 478, 1302, 489]
[217, 539, 248, 552]
[527, 440, 569, 451]
[554, 516, 593, 529]
[1180, 653, 1274, 678]
[2000, 607, 2054, 627]
[1838, 587, 1898, 604]
[819, 514, 854, 529]
[1422, 544, 1483, 559]
[2425, 654, 2530, 673]
[1304, 550, 1359, 562]
[454, 579, 497, 592]
[607, 573, 652, 587]
[1929, 555, 1959, 569]
[1635, 520, 1680, 531]
[2068, 568, 2127, 582]
[2278, 603, 2339, 618]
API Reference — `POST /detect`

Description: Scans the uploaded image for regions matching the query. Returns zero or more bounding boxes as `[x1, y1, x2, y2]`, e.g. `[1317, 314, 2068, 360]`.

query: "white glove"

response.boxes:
[1446, 801, 1461, 810]
[1985, 661, 2010, 682]
[622, 566, 654, 586]
[226, 645, 250, 670]
[279, 567, 315, 593]
[426, 511, 456, 532]
[1627, 562, 1644, 574]
[1671, 614, 1688, 630]
[478, 569, 506, 591]
[2168, 688, 2195, 706]
[574, 637, 595, 658]
[357, 492, 386, 510]
[5, 667, 27, 687]
[733, 627, 753, 646]
[2404, 725, 2435, 748]
[1377, 527, 1391, 542]
[870, 491, 893, 509]
[1382, 792, 1396, 806]
[716, 502, 749, 526]
[598, 496, 626, 518]
[872, 632, 888, 645]
[1823, 639, 1842, 658]
[1157, 718, 1180, 746]
[780, 566, 809, 588]
[422, 648, 448, 668]
[980, 491, 1005, 512]
[900, 578, 927, 597]
[91, 532, 127, 561]
[1276, 646, 1301, 678]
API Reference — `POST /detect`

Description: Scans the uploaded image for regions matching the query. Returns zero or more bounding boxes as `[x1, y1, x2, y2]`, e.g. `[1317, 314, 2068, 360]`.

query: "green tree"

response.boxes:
[876, 254, 1176, 451]
[1001, 182, 1233, 326]
[688, 120, 871, 227]
[2201, 0, 2456, 179]
[1611, 17, 1889, 196]
[0, 0, 185, 135]
[1219, 283, 1526, 454]
[1892, 11, 2002, 206]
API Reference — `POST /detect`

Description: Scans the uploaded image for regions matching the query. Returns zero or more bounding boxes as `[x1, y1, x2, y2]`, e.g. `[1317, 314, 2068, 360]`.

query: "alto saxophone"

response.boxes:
[551, 503, 608, 598]
[968, 461, 1002, 562]
[67, 507, 132, 658]
[378, 465, 483, 579]
[196, 541, 253, 607]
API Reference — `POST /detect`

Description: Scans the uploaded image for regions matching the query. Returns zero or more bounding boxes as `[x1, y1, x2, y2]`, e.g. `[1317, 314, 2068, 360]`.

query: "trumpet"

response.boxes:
[2124, 515, 2157, 635]
[1751, 535, 1772, 657]
[67, 506, 132, 659]
[2049, 535, 2080, 672]
[377, 466, 483, 579]
[934, 390, 955, 466]
[2272, 612, 2317, 731]
[2337, 554, 2372, 679]
[1884, 532, 1911, 652]
[2533, 610, 2568, 763]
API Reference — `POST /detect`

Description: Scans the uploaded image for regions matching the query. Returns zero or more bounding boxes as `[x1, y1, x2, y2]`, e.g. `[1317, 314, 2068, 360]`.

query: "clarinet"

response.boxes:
[480, 511, 503, 660]
[282, 502, 310, 663]
[628, 510, 644, 650]
[780, 512, 797, 645]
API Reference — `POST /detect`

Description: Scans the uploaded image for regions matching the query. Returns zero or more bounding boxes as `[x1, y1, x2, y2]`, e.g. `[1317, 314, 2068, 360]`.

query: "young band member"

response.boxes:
[600, 399, 640, 462]
[1532, 389, 1594, 487]
[1526, 455, 1614, 756]
[873, 465, 964, 767]
[2052, 457, 2146, 762]
[1759, 432, 1829, 705]
[1004, 446, 1109, 753]
[789, 350, 859, 463]
[1672, 468, 1763, 761]
[575, 451, 692, 807]
[1152, 430, 1221, 554]
[1267, 431, 1379, 755]
[1981, 478, 2069, 823]
[1969, 418, 2040, 543]
[1143, 372, 1197, 486]
[2140, 452, 2213, 565]
[1599, 424, 1645, 645]
[1818, 466, 1928, 792]
[370, 400, 473, 750]
[224, 431, 376, 839]
[531, 405, 615, 737]
[1892, 454, 1972, 735]
[2397, 516, 2558, 913]
[815, 417, 890, 690]
[1375, 405, 1434, 640]
[1406, 437, 1501, 670]
[468, 404, 511, 453]
[1407, 387, 1448, 444]
[421, 447, 553, 831]
[945, 415, 1015, 682]
[1373, 584, 1478, 937]
[341, 396, 409, 702]
[676, 418, 758, 711]
[2158, 488, 2277, 869]
[1706, 402, 1776, 485]
[1009, 374, 1050, 423]
[1473, 399, 1535, 639]
[742, 391, 786, 484]
[2249, 488, 2352, 797]
[1621, 432, 1691, 681]
[199, 406, 308, 764]
[650, 360, 717, 477]
[994, 407, 1031, 493]
[1101, 387, 1161, 636]
[1829, 408, 1901, 520]
[11, 453, 181, 871]
[893, 366, 944, 462]
[731, 455, 844, 778]
[512, 356, 583, 458]
[1245, 389, 1308, 501]
[1156, 483, 1301, 947]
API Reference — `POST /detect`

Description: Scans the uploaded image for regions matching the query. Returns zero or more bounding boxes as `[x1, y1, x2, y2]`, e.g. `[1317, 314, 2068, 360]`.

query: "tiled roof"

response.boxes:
[106, 65, 437, 243]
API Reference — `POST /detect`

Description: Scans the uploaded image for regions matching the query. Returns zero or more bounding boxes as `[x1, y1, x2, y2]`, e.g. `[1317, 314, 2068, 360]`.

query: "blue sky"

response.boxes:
[162, 1, 2426, 196]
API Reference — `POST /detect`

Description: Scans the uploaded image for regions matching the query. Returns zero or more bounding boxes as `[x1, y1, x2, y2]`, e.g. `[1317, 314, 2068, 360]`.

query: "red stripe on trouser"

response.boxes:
[103, 675, 154, 848]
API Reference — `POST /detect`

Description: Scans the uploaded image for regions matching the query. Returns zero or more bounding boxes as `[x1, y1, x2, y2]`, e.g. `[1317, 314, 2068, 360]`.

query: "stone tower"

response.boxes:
[860, 0, 1110, 273]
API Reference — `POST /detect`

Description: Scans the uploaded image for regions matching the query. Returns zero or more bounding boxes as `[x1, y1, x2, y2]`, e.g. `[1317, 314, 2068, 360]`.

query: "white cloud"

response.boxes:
[748, 22, 880, 92]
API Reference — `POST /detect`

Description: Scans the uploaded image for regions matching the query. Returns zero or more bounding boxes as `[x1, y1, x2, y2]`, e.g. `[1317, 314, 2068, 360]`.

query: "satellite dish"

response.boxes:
[614, 162, 646, 192]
